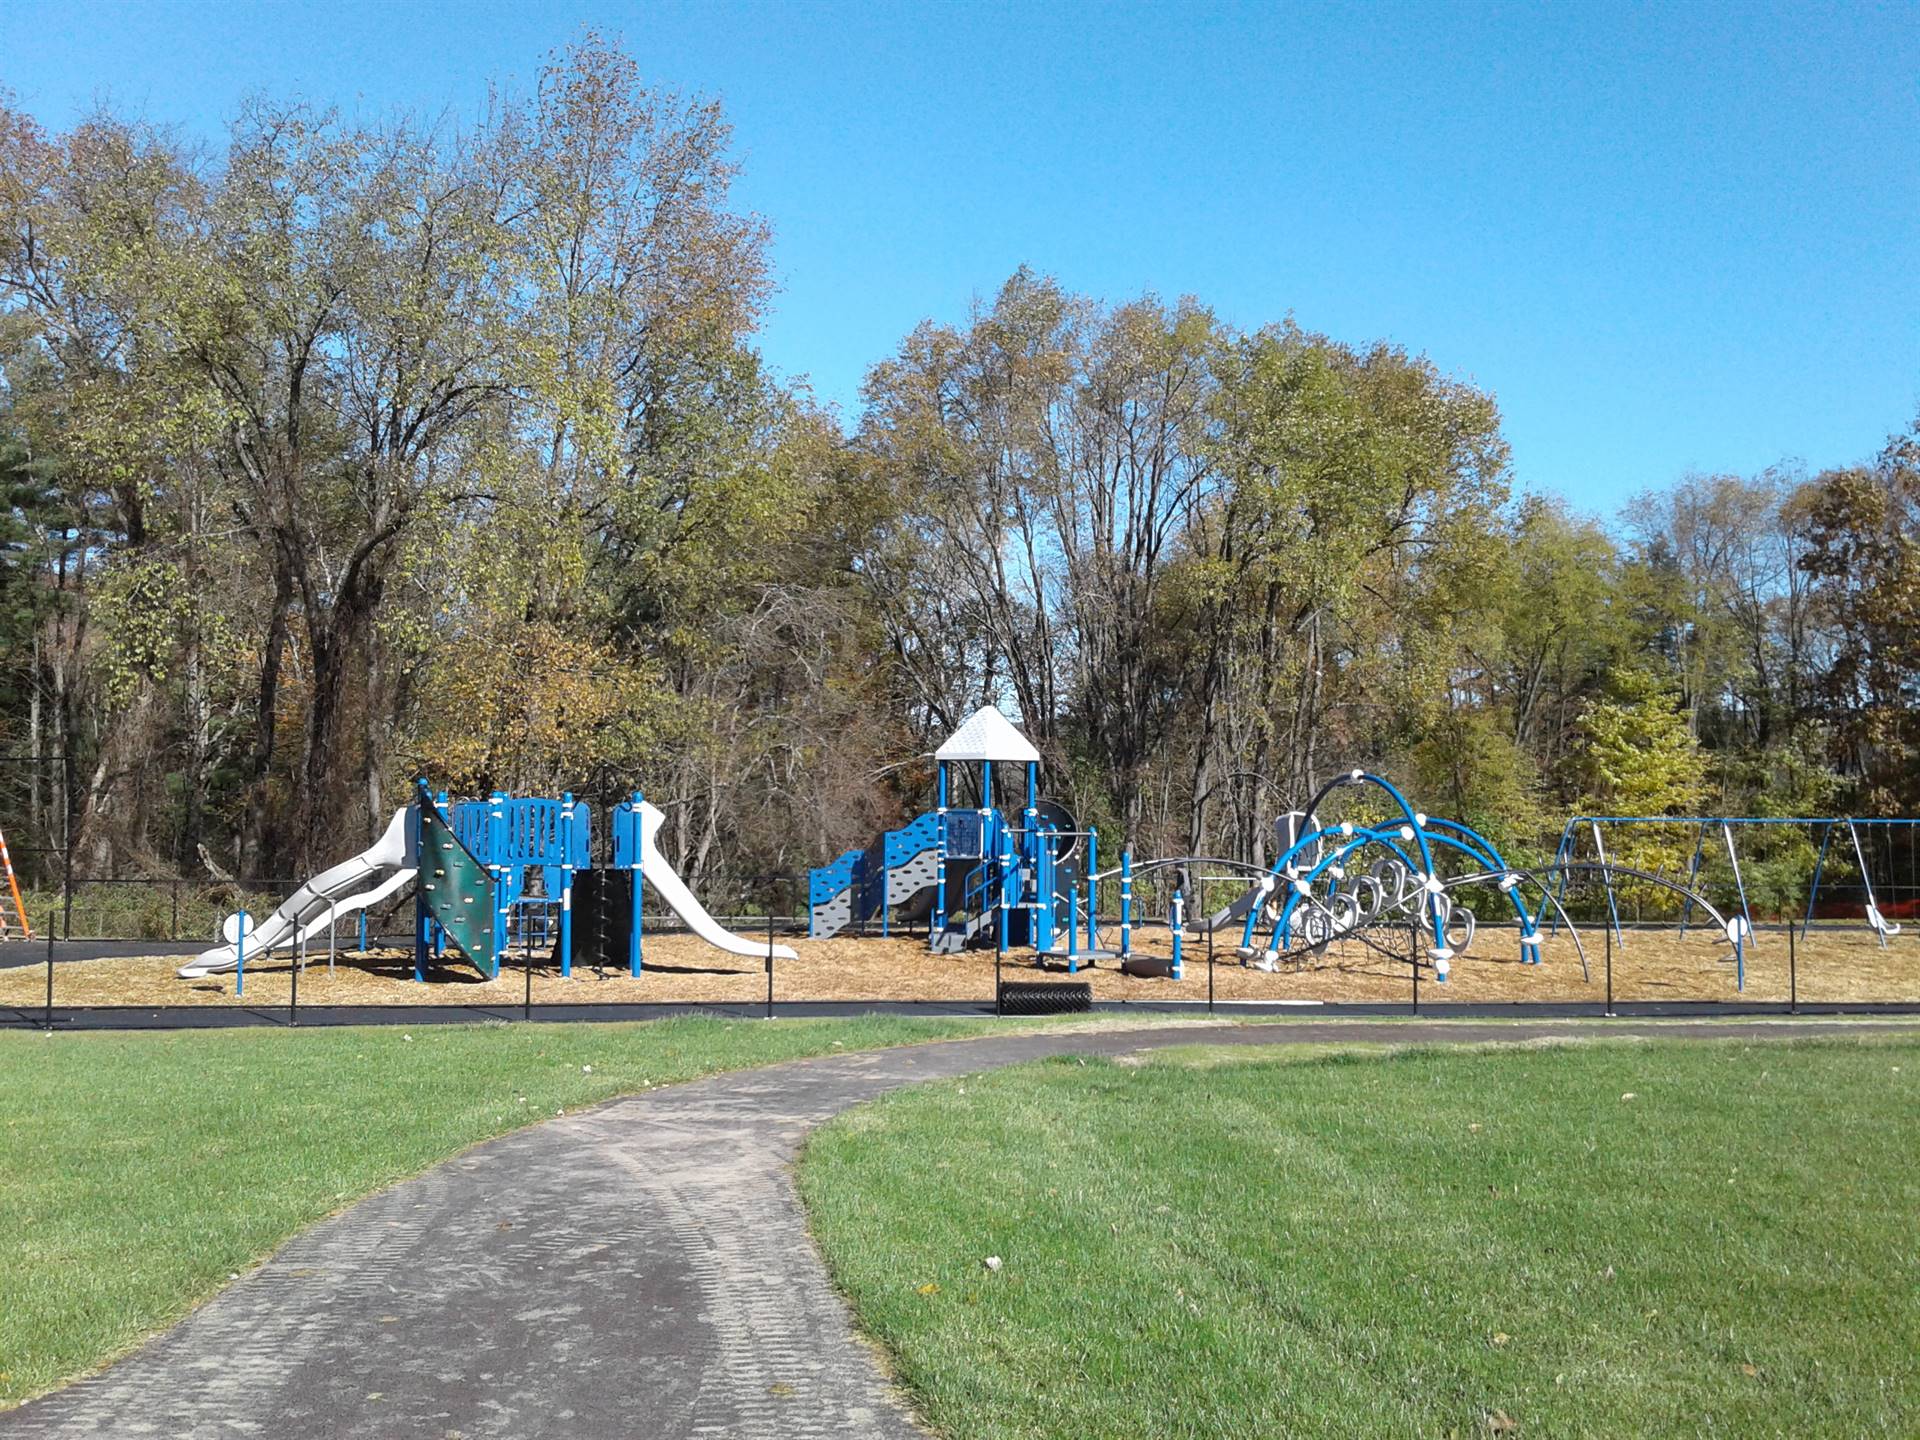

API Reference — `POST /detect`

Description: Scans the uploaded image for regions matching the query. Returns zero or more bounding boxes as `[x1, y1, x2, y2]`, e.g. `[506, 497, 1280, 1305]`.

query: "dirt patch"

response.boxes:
[2, 922, 1912, 1008]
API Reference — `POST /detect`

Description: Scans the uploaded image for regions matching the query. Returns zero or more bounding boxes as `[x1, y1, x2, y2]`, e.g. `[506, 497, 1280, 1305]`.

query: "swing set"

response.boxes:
[1546, 814, 1920, 950]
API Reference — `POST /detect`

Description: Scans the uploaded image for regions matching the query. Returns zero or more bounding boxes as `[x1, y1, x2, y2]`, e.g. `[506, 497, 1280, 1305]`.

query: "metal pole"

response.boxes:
[1067, 883, 1079, 975]
[1677, 822, 1707, 938]
[289, 924, 299, 1026]
[1086, 830, 1099, 951]
[1721, 822, 1754, 959]
[1789, 920, 1797, 1013]
[1171, 887, 1184, 981]
[995, 915, 1004, 1017]
[523, 917, 533, 1021]
[1207, 918, 1215, 1014]
[1604, 921, 1613, 1016]
[1803, 821, 1833, 938]
[43, 919, 53, 1032]
[61, 749, 74, 940]
[1410, 921, 1419, 1015]
[1590, 820, 1623, 951]
[766, 897, 775, 1021]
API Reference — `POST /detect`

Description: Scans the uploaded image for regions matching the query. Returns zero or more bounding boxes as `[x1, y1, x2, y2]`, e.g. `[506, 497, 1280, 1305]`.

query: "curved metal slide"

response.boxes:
[630, 799, 797, 960]
[177, 809, 415, 977]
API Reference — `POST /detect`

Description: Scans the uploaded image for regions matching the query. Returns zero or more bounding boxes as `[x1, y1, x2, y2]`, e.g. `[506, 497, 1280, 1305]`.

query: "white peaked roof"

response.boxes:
[934, 706, 1041, 764]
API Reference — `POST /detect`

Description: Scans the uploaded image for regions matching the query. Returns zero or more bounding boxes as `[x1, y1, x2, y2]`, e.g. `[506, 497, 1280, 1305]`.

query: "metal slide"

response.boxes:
[629, 799, 797, 960]
[178, 808, 416, 977]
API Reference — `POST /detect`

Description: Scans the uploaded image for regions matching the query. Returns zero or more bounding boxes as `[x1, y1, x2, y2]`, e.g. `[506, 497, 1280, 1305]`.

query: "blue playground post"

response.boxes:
[1120, 849, 1133, 959]
[488, 791, 509, 962]
[934, 762, 949, 937]
[1067, 882, 1080, 974]
[413, 786, 429, 982]
[357, 910, 367, 954]
[995, 817, 1012, 954]
[630, 792, 645, 975]
[559, 792, 577, 977]
[1085, 830, 1099, 951]
[433, 790, 450, 962]
[1022, 763, 1038, 945]
[1171, 886, 1183, 980]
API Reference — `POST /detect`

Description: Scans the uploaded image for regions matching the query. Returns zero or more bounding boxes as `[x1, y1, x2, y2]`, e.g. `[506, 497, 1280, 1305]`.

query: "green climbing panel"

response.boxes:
[418, 797, 498, 978]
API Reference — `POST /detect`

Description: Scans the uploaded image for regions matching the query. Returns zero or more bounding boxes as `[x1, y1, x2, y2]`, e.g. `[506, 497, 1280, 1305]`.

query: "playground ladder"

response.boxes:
[0, 825, 31, 940]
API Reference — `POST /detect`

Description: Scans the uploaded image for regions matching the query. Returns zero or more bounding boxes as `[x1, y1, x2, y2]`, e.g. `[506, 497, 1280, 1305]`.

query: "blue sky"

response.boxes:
[3, 0, 1915, 511]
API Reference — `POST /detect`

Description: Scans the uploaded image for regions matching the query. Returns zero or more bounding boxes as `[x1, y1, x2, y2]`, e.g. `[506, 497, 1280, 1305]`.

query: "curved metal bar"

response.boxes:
[1271, 825, 1527, 944]
[1420, 816, 1507, 871]
[1295, 771, 1447, 951]
[1433, 866, 1593, 980]
[1512, 862, 1737, 939]
[1393, 826, 1534, 930]
[1267, 826, 1431, 954]
[1091, 856, 1276, 883]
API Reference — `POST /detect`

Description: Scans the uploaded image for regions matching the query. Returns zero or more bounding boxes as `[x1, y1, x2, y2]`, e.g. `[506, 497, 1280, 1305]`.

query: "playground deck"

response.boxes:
[0, 926, 1913, 1008]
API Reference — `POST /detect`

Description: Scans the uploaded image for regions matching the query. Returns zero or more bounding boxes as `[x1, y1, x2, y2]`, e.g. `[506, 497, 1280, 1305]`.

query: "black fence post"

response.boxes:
[523, 924, 533, 1022]
[1207, 921, 1215, 1015]
[1788, 921, 1797, 1014]
[995, 921, 1004, 1017]
[766, 886, 775, 1021]
[1410, 920, 1419, 1015]
[61, 749, 75, 941]
[289, 941, 299, 1027]
[1604, 922, 1613, 1017]
[43, 923, 53, 1032]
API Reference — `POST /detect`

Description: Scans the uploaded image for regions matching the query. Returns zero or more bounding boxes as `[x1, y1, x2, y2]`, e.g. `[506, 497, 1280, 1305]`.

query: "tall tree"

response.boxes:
[1796, 419, 1920, 813]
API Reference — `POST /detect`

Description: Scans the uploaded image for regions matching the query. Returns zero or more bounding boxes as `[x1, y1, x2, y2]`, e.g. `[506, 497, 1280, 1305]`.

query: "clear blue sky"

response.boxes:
[4, 0, 1915, 510]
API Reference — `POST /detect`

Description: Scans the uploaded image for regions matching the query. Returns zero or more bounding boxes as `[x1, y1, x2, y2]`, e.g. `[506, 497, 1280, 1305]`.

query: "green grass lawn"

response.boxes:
[801, 1038, 1920, 1438]
[0, 1012, 1092, 1408]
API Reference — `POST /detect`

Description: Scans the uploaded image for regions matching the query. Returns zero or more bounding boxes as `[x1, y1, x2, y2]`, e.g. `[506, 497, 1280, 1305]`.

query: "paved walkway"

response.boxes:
[3, 1018, 1909, 1438]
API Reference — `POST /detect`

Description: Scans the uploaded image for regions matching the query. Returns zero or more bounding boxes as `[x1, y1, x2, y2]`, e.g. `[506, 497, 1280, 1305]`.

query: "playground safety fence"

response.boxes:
[9, 872, 819, 943]
[5, 865, 1919, 1029]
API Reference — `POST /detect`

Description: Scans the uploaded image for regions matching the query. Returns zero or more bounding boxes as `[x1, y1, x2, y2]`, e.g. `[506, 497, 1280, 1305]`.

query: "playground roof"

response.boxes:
[934, 706, 1041, 764]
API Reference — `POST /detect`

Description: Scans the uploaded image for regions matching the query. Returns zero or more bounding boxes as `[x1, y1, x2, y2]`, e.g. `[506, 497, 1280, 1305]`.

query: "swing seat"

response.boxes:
[1867, 904, 1901, 938]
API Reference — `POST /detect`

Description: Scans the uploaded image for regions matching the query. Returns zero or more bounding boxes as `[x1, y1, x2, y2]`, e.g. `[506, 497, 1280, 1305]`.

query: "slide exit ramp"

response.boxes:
[613, 796, 796, 960]
[179, 807, 417, 978]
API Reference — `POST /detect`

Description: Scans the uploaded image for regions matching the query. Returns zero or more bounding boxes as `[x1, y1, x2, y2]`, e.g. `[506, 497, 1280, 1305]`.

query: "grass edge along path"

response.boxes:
[0, 1011, 1206, 1409]
[800, 1035, 1920, 1439]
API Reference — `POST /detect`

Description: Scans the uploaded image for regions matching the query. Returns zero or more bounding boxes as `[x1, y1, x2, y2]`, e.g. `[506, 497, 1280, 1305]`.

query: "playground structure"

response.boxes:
[808, 708, 1089, 958]
[161, 706, 1908, 1002]
[805, 712, 1752, 987]
[182, 779, 790, 993]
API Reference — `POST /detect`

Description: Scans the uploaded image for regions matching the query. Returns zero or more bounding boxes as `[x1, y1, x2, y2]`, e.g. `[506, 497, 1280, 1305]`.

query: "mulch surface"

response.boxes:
[2, 923, 1912, 1008]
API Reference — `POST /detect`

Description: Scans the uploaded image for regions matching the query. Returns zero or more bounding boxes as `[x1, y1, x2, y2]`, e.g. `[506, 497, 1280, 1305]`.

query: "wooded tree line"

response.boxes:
[3, 36, 1916, 891]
